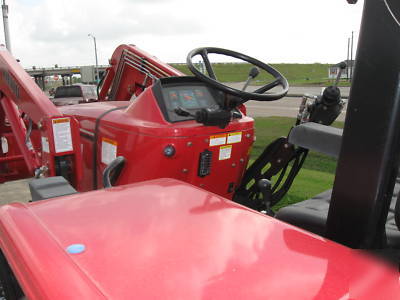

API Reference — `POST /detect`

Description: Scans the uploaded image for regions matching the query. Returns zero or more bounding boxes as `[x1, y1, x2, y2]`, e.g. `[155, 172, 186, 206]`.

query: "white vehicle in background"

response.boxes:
[51, 84, 98, 106]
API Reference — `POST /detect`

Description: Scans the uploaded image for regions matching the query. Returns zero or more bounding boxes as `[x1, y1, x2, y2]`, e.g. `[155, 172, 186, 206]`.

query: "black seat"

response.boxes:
[279, 122, 400, 247]
[276, 176, 400, 247]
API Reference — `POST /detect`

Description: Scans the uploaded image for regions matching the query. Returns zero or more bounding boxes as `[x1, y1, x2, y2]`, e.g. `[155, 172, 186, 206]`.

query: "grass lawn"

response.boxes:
[251, 116, 344, 210]
[171, 62, 351, 87]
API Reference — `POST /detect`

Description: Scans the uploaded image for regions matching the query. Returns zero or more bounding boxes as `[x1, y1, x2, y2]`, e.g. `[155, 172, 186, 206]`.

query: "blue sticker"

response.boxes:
[66, 244, 86, 254]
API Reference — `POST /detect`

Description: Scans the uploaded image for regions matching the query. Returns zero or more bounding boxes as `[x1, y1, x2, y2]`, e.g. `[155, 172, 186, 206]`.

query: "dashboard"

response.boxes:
[154, 77, 224, 123]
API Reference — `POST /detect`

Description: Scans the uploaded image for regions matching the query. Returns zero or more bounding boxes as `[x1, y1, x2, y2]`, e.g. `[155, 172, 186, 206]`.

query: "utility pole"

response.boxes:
[347, 37, 350, 80]
[88, 34, 99, 83]
[2, 0, 11, 53]
[350, 31, 354, 81]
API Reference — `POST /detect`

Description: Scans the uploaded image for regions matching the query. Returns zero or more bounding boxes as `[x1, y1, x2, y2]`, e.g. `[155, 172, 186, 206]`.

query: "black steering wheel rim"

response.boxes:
[186, 47, 289, 101]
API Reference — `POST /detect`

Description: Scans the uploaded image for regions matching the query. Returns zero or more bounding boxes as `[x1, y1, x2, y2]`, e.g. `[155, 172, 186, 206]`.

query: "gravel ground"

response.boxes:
[0, 179, 31, 205]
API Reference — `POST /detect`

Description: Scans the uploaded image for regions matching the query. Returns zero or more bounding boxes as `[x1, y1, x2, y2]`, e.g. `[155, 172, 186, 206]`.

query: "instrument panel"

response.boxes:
[155, 77, 222, 122]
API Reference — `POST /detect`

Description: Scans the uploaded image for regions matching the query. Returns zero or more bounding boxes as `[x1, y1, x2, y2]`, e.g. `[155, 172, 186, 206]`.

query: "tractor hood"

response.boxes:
[0, 178, 399, 299]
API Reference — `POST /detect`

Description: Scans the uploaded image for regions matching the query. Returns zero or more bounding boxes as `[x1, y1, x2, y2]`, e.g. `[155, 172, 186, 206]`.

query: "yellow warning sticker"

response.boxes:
[101, 137, 118, 165]
[219, 145, 232, 160]
[209, 134, 226, 147]
[102, 137, 117, 146]
[227, 132, 242, 144]
[52, 118, 70, 124]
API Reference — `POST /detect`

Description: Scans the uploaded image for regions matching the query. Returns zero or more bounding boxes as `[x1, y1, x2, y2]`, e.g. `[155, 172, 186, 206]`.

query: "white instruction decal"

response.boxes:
[227, 132, 242, 144]
[219, 145, 232, 160]
[52, 118, 73, 153]
[41, 136, 49, 153]
[101, 137, 117, 165]
[209, 134, 226, 147]
[1, 137, 8, 153]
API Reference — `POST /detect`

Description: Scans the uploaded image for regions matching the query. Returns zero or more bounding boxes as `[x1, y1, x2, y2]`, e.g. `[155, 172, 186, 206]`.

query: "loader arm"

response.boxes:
[0, 46, 83, 189]
[99, 44, 184, 101]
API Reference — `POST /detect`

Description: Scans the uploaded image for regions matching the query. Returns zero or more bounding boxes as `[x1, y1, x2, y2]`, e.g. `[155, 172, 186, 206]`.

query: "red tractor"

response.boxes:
[0, 0, 400, 299]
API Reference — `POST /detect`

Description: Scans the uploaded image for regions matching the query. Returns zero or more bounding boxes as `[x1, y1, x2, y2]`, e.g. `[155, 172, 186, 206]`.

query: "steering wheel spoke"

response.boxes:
[200, 49, 217, 80]
[187, 47, 289, 102]
[253, 79, 282, 94]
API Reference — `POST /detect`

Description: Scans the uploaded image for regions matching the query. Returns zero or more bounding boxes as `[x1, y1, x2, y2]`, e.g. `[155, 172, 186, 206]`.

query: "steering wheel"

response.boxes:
[186, 47, 289, 101]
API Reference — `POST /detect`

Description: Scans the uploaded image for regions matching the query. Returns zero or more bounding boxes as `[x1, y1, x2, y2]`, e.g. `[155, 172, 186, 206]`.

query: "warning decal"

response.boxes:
[227, 132, 242, 144]
[101, 137, 117, 165]
[209, 134, 226, 147]
[52, 118, 73, 153]
[1, 137, 8, 153]
[219, 145, 232, 160]
[41, 136, 49, 153]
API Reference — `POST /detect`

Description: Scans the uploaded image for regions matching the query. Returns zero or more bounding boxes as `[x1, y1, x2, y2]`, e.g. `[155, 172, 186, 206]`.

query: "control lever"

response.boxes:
[242, 67, 260, 91]
[334, 62, 347, 87]
[298, 62, 346, 125]
[258, 179, 274, 216]
[195, 108, 232, 128]
[175, 106, 240, 128]
[174, 107, 195, 117]
[103, 156, 126, 188]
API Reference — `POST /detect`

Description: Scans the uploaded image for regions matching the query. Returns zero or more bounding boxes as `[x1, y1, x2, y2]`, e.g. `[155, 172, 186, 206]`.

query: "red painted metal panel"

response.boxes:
[0, 179, 398, 299]
[0, 96, 40, 173]
[99, 44, 184, 101]
[0, 132, 30, 182]
[0, 155, 23, 163]
[0, 203, 107, 299]
[38, 116, 84, 189]
[60, 86, 254, 197]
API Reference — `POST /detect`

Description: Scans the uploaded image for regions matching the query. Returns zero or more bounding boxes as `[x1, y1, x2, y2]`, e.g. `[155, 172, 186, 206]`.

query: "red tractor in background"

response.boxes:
[0, 0, 400, 299]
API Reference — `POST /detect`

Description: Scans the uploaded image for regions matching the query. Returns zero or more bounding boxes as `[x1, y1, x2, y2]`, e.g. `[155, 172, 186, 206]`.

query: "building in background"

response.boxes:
[328, 60, 355, 80]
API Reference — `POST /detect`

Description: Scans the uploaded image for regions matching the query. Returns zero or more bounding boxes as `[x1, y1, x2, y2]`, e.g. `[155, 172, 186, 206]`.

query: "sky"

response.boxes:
[6, 0, 364, 68]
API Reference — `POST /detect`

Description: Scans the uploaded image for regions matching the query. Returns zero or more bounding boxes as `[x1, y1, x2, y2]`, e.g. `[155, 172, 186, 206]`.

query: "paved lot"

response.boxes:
[245, 96, 347, 121]
[0, 179, 31, 204]
[227, 84, 350, 98]
[230, 84, 349, 122]
[0, 85, 348, 205]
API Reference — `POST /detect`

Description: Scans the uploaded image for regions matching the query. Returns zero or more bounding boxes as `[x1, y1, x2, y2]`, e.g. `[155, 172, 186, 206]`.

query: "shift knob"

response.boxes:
[258, 179, 274, 216]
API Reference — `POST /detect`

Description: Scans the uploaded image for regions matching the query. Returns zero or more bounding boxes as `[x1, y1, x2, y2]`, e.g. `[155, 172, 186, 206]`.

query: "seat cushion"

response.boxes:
[275, 190, 331, 236]
[276, 178, 400, 247]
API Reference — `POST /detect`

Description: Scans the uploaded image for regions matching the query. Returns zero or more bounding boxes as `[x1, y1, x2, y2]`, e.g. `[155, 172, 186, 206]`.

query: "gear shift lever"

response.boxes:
[258, 179, 274, 216]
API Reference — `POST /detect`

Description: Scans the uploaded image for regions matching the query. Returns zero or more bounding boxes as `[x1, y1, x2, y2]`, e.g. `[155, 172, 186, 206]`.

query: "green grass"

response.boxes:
[250, 116, 344, 209]
[170, 62, 351, 87]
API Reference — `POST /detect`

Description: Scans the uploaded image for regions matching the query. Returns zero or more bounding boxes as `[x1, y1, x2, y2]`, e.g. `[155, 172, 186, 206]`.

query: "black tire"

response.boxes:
[0, 251, 24, 300]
